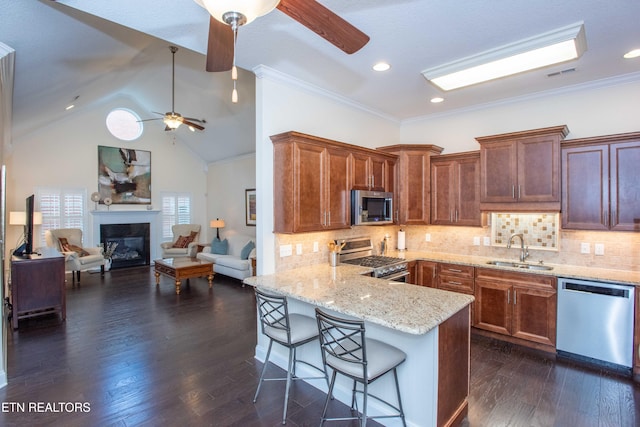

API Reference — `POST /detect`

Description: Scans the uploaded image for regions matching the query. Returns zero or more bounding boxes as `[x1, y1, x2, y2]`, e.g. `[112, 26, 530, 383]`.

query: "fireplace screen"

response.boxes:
[100, 223, 150, 269]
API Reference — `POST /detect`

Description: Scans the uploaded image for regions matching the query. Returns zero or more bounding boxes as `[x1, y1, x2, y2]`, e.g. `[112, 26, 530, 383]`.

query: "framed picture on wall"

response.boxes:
[245, 189, 256, 226]
[98, 146, 151, 204]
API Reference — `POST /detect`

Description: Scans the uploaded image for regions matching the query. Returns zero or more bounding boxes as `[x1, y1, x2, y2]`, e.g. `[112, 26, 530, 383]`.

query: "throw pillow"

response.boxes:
[58, 237, 90, 257]
[172, 235, 190, 248]
[211, 237, 228, 255]
[240, 240, 255, 260]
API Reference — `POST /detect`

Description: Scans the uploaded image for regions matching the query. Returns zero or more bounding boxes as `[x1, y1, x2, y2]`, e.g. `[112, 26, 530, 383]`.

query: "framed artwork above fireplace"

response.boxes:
[98, 145, 151, 204]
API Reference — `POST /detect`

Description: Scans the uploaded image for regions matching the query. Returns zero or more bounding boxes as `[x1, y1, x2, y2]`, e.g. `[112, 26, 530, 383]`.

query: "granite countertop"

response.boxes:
[390, 250, 640, 286]
[243, 263, 474, 336]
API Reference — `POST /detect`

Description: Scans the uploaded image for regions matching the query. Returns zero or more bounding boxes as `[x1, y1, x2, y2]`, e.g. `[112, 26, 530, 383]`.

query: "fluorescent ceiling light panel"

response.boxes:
[422, 22, 587, 91]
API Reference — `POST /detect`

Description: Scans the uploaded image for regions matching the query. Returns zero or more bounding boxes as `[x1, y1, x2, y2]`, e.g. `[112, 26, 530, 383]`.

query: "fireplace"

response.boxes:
[100, 223, 150, 269]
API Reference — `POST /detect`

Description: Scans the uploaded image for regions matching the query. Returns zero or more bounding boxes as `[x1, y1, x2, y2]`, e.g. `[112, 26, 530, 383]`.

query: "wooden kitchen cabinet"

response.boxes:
[272, 132, 351, 233]
[562, 132, 640, 231]
[351, 152, 394, 191]
[474, 268, 557, 349]
[431, 151, 481, 226]
[437, 263, 475, 294]
[417, 260, 438, 287]
[378, 144, 444, 225]
[477, 126, 569, 211]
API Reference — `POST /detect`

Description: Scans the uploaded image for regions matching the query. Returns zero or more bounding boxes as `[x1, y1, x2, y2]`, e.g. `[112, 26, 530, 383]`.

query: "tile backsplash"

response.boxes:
[274, 220, 640, 272]
[491, 213, 559, 250]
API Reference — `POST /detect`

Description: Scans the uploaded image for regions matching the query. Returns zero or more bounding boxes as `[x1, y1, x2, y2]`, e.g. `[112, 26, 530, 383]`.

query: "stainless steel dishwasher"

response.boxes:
[557, 277, 635, 369]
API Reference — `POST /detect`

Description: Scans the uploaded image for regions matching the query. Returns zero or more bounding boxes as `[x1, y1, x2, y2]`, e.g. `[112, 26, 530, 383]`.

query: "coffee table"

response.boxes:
[154, 257, 214, 294]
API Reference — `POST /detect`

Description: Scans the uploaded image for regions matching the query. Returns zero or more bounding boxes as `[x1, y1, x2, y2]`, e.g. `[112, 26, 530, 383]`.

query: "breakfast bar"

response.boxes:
[244, 264, 474, 427]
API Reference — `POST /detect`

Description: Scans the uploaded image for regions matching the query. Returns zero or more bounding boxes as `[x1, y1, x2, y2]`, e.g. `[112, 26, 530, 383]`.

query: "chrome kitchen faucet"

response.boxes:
[507, 233, 529, 262]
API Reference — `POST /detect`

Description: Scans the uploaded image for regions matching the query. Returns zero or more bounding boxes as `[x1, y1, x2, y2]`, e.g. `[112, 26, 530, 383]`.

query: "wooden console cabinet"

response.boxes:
[11, 250, 66, 329]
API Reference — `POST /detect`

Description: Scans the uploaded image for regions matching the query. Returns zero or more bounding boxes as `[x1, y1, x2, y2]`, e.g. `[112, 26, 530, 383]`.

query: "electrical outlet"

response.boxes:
[313, 242, 319, 252]
[279, 244, 292, 257]
[296, 243, 303, 255]
[580, 242, 590, 254]
[473, 236, 481, 246]
[425, 233, 431, 242]
[594, 243, 605, 256]
[483, 237, 491, 246]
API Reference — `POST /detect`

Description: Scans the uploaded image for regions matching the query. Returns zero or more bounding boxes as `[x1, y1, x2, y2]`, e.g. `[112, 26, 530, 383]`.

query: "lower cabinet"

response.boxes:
[417, 260, 438, 287]
[437, 263, 474, 294]
[474, 268, 557, 348]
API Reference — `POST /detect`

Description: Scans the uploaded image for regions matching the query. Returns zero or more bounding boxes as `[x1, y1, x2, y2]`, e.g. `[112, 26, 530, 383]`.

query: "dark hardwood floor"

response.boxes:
[0, 267, 638, 426]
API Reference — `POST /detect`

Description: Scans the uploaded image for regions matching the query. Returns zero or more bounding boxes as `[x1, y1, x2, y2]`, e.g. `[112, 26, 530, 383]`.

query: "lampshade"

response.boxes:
[210, 219, 226, 228]
[9, 211, 43, 225]
[197, 0, 280, 25]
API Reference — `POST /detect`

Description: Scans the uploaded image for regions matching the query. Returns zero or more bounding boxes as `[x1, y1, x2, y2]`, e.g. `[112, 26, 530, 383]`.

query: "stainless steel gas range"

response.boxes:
[338, 237, 409, 281]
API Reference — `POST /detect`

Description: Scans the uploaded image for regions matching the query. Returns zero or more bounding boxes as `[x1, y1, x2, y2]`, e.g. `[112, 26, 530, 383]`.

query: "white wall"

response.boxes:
[400, 78, 640, 153]
[205, 153, 256, 243]
[254, 66, 401, 275]
[4, 95, 209, 257]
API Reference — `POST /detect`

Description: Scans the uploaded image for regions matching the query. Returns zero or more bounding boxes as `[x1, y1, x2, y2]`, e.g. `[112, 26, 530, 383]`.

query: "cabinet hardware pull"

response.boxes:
[448, 281, 462, 285]
[323, 211, 327, 226]
[604, 210, 607, 227]
[455, 209, 458, 222]
[518, 185, 521, 199]
[448, 268, 462, 273]
[513, 290, 517, 305]
[512, 185, 515, 199]
[327, 211, 331, 225]
[507, 289, 510, 304]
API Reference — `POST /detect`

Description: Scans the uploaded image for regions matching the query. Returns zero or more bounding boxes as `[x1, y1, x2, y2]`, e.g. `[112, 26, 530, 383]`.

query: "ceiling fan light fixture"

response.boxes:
[198, 0, 280, 26]
[422, 22, 587, 91]
[163, 113, 182, 130]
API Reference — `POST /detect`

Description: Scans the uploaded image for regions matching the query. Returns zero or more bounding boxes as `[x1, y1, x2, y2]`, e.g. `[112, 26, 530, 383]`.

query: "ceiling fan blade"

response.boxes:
[138, 118, 164, 122]
[277, 0, 369, 54]
[183, 117, 206, 124]
[206, 16, 234, 72]
[182, 120, 205, 131]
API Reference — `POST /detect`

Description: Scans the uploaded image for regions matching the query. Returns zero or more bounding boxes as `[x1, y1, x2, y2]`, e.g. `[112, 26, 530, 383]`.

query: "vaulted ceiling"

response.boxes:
[2, 0, 639, 163]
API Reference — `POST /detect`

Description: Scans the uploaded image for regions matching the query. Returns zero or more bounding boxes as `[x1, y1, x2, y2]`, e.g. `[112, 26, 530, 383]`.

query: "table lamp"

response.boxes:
[210, 218, 225, 239]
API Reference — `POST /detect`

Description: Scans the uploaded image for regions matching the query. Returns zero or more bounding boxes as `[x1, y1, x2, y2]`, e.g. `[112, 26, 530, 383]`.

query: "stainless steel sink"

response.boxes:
[486, 260, 553, 271]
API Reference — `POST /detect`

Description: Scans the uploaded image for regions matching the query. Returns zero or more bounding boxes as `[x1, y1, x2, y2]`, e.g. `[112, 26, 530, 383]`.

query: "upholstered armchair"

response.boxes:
[45, 228, 105, 283]
[160, 224, 201, 259]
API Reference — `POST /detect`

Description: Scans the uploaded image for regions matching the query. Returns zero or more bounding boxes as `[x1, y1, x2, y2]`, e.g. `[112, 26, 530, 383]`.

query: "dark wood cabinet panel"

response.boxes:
[378, 145, 443, 225]
[11, 251, 66, 329]
[474, 268, 556, 348]
[477, 126, 568, 211]
[325, 147, 352, 229]
[351, 152, 393, 191]
[562, 132, 640, 231]
[417, 260, 438, 287]
[294, 142, 326, 232]
[431, 152, 480, 226]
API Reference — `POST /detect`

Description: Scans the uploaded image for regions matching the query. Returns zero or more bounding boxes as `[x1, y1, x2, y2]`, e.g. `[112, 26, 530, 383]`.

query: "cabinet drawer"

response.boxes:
[438, 274, 474, 294]
[475, 267, 555, 290]
[437, 263, 474, 278]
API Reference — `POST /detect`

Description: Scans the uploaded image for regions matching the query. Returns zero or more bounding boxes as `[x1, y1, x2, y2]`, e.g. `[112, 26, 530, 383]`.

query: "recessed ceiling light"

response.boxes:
[623, 49, 640, 59]
[430, 97, 444, 103]
[373, 62, 391, 72]
[422, 22, 587, 91]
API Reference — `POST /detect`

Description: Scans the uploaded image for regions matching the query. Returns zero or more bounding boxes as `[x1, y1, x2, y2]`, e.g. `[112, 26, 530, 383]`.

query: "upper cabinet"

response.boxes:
[378, 144, 444, 225]
[271, 131, 397, 233]
[431, 151, 481, 226]
[351, 151, 396, 192]
[562, 132, 640, 231]
[477, 126, 569, 211]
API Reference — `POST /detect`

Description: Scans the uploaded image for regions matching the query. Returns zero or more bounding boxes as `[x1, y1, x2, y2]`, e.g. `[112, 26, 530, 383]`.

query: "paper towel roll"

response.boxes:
[397, 230, 406, 250]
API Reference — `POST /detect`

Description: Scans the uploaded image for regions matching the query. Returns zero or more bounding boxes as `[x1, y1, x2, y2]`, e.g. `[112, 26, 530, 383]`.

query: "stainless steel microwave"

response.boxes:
[351, 190, 394, 226]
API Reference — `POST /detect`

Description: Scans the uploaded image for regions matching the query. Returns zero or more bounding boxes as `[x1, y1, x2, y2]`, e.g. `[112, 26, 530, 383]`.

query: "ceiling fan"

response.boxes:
[140, 46, 206, 132]
[195, 0, 370, 73]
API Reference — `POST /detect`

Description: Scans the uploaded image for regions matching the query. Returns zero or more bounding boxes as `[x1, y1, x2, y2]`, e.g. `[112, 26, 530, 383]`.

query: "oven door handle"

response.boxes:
[383, 270, 410, 281]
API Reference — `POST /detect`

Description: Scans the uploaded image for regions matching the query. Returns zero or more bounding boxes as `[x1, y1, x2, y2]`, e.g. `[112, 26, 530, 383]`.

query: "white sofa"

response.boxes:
[196, 233, 256, 281]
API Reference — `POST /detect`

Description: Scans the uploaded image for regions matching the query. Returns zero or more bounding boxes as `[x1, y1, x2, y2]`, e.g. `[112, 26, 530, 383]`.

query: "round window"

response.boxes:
[106, 108, 143, 141]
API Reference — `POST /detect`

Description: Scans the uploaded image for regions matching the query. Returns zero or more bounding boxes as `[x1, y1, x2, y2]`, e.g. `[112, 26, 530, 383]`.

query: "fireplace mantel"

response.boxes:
[91, 210, 161, 262]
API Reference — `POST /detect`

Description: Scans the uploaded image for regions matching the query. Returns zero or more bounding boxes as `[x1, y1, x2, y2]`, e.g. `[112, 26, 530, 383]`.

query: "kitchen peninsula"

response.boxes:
[244, 264, 474, 427]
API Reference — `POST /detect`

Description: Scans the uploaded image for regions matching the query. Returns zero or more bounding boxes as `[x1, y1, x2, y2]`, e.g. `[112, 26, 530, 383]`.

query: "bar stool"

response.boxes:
[253, 288, 328, 424]
[315, 308, 407, 427]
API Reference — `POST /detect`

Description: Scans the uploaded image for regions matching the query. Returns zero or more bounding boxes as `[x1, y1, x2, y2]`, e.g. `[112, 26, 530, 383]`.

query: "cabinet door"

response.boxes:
[351, 151, 371, 190]
[517, 136, 560, 203]
[417, 260, 438, 287]
[474, 279, 511, 335]
[325, 147, 351, 229]
[511, 285, 556, 346]
[455, 156, 481, 226]
[610, 141, 640, 231]
[431, 160, 455, 225]
[294, 143, 326, 232]
[404, 151, 431, 224]
[370, 156, 386, 191]
[480, 141, 517, 203]
[561, 144, 609, 230]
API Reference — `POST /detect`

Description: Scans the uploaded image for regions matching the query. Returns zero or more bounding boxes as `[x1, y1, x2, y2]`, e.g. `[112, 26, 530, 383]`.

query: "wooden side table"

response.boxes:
[251, 257, 257, 276]
[154, 257, 214, 294]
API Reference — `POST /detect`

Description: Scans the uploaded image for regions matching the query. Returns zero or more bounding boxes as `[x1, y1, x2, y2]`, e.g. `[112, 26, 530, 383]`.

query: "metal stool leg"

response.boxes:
[282, 346, 295, 424]
[253, 339, 274, 403]
[393, 368, 407, 427]
[320, 370, 337, 427]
